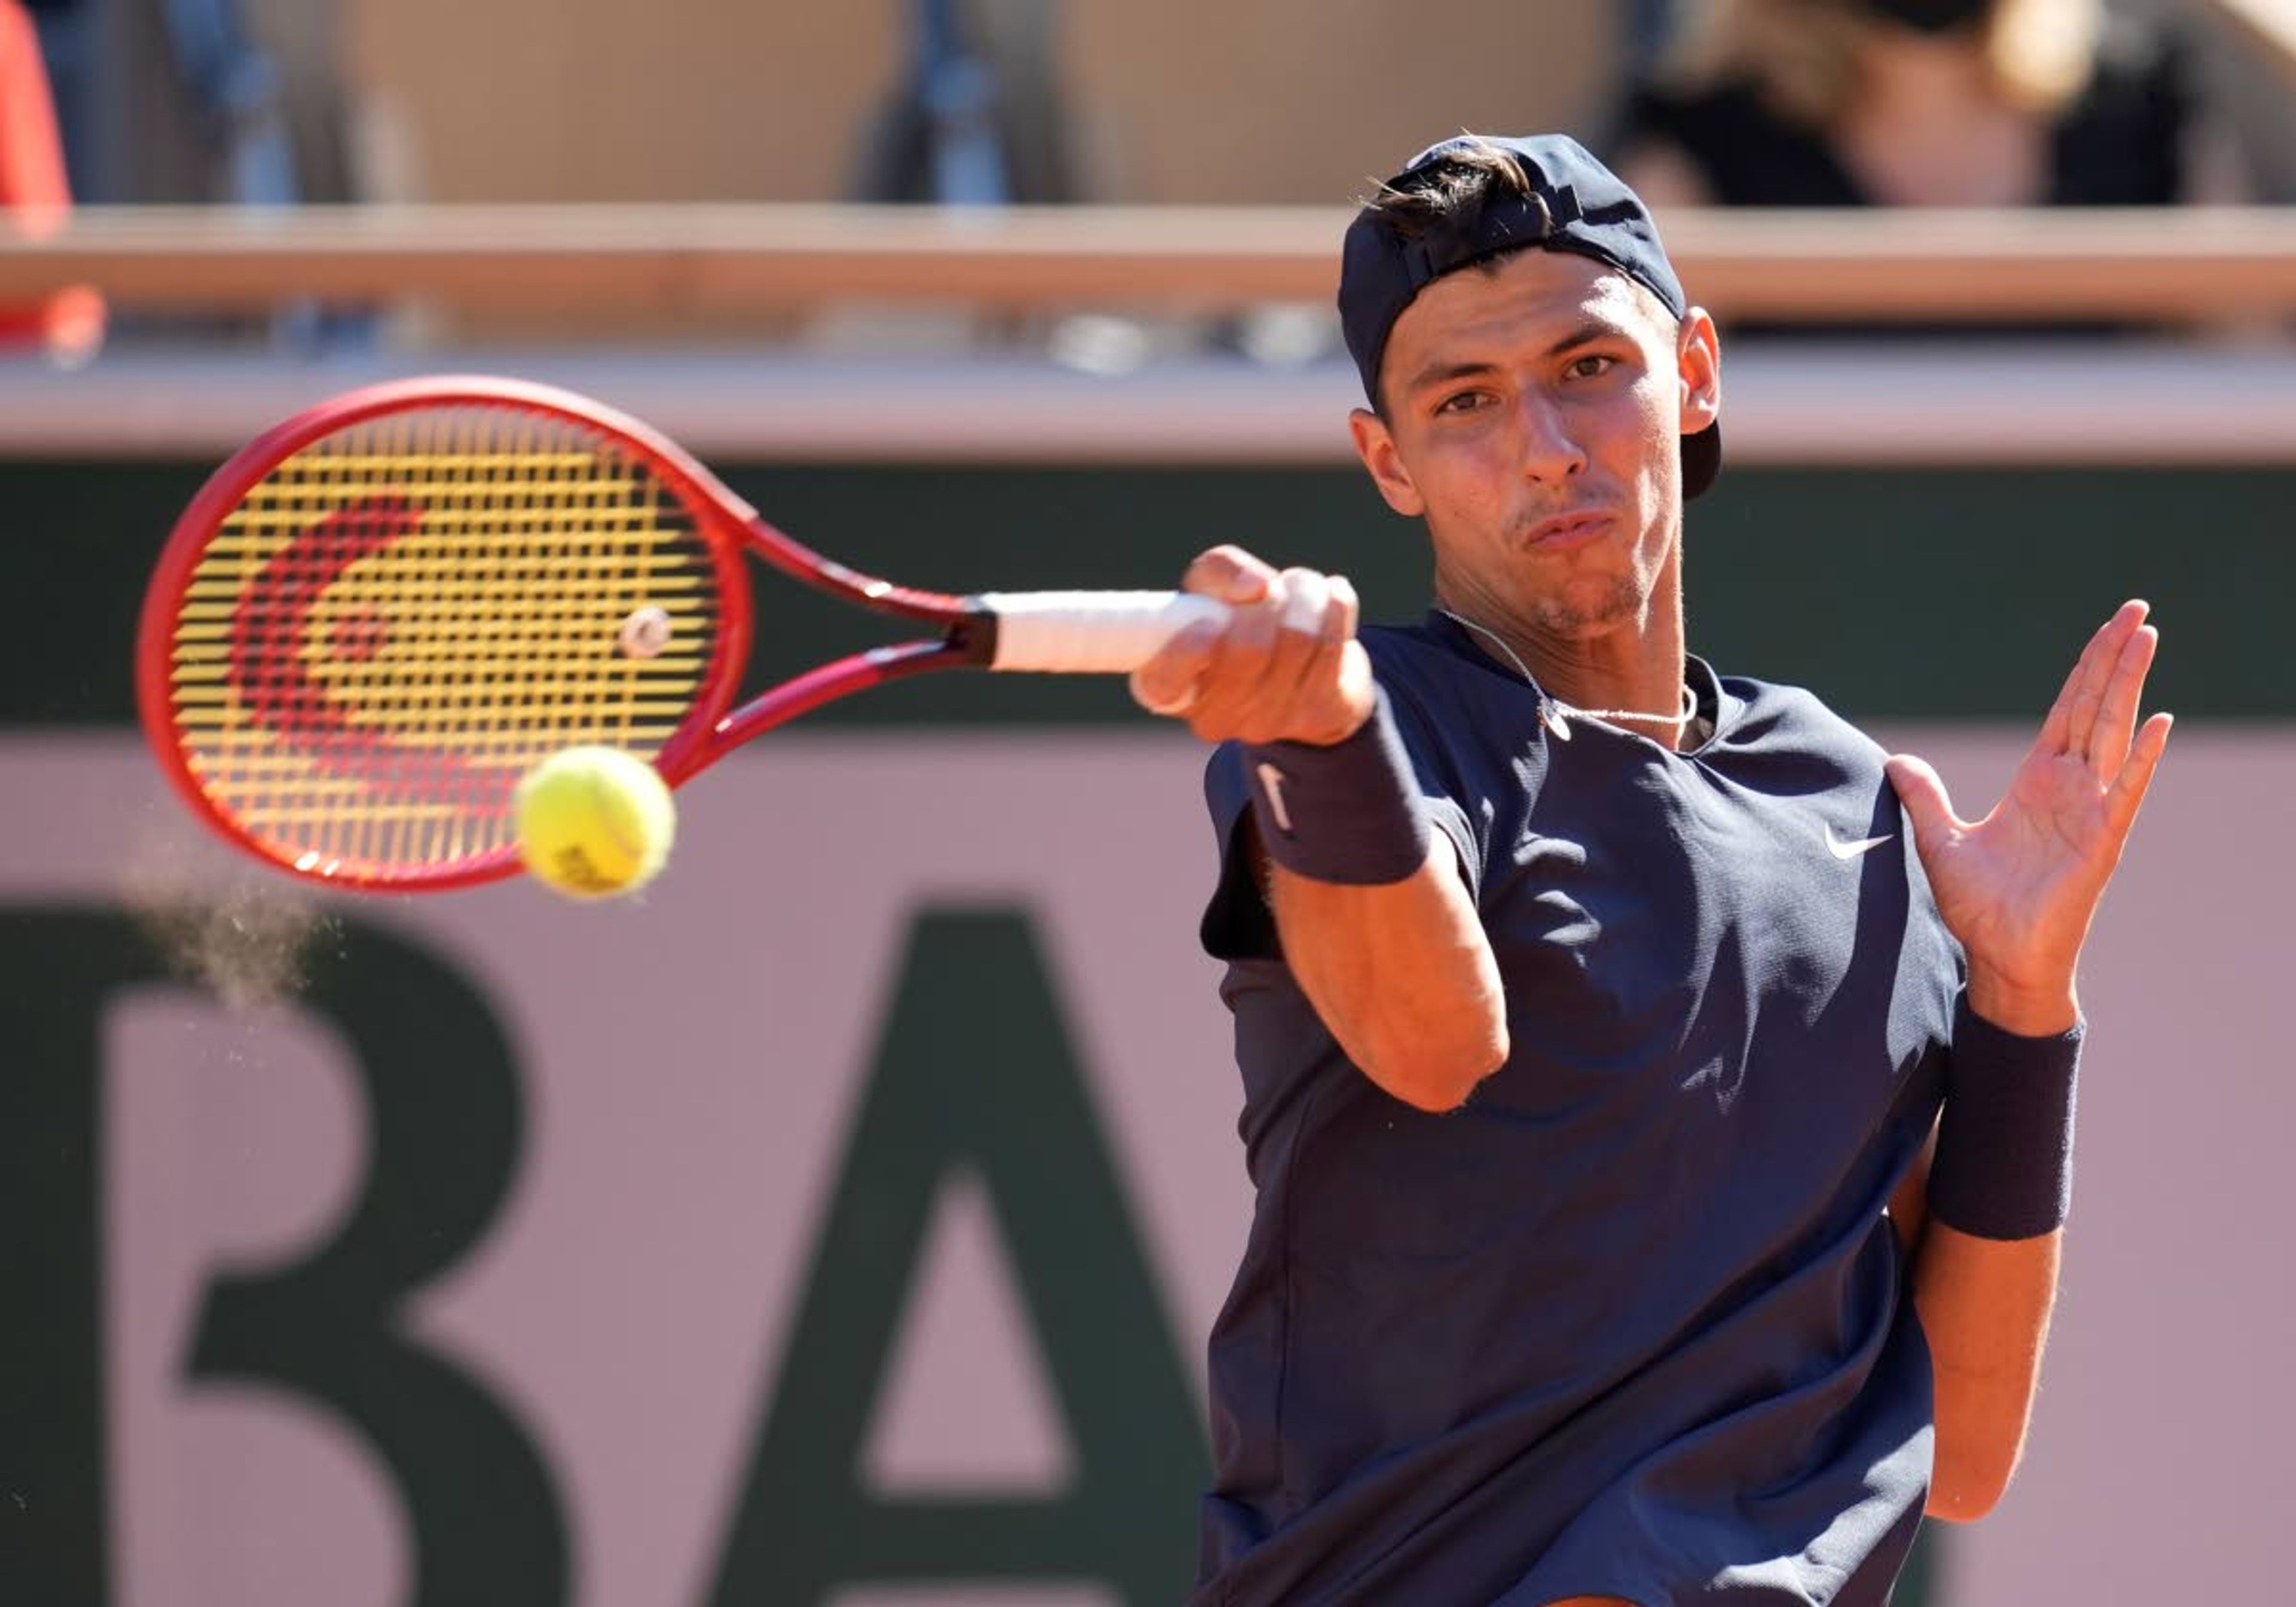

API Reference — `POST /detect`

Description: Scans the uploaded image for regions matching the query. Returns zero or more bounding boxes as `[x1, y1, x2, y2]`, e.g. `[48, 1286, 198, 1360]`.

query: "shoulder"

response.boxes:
[1358, 622, 1519, 735]
[1359, 618, 1476, 675]
[1722, 670, 1877, 746]
[1717, 670, 1891, 778]
[1718, 669, 1955, 942]
[1361, 617, 1493, 676]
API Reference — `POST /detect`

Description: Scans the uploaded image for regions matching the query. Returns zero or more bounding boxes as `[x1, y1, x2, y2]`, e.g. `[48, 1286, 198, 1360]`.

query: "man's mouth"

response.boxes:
[1521, 511, 1613, 552]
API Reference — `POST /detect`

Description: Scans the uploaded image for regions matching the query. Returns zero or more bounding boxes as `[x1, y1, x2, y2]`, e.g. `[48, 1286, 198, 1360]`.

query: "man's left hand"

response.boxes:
[1884, 600, 2172, 1035]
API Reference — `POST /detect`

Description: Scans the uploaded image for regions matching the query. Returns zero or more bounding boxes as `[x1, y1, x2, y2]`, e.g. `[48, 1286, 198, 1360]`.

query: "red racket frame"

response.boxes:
[136, 375, 990, 891]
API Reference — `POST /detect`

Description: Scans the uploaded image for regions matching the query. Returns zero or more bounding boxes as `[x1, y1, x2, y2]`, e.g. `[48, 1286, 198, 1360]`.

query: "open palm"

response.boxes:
[1884, 601, 2172, 1024]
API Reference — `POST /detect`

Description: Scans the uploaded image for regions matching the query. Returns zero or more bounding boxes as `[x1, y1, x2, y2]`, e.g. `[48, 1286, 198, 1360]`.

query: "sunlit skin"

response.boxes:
[1347, 247, 1720, 748]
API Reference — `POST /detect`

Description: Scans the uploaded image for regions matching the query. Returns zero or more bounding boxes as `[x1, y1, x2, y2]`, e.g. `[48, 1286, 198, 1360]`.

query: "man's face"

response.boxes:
[1348, 248, 1720, 645]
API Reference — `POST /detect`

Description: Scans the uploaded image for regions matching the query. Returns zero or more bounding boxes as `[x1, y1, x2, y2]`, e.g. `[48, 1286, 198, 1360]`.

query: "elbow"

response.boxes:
[1923, 1352, 2045, 1524]
[1361, 1024, 1510, 1113]
[1925, 1440, 2021, 1524]
[1925, 1484, 2005, 1525]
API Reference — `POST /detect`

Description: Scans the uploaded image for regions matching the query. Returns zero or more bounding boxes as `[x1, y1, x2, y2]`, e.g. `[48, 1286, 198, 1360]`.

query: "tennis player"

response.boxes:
[1132, 133, 2169, 1605]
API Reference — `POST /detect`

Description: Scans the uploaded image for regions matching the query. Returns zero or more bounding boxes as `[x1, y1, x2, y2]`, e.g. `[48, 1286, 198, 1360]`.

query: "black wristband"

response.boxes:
[1926, 994, 2083, 1242]
[1242, 687, 1432, 885]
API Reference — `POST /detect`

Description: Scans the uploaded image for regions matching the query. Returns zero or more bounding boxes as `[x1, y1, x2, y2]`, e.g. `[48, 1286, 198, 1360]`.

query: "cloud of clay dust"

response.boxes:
[120, 835, 341, 1012]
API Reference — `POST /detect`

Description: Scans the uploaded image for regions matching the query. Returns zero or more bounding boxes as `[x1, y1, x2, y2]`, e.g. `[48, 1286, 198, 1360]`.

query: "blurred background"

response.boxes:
[1, 1, 2291, 1603]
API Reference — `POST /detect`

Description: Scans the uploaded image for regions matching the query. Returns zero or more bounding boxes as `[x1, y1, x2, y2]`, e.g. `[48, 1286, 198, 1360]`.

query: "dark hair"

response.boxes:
[1357, 140, 1547, 417]
[1357, 140, 1678, 419]
[1364, 138, 1541, 248]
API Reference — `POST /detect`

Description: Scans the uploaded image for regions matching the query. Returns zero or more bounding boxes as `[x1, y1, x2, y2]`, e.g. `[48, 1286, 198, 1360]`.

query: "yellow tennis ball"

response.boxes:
[514, 746, 676, 899]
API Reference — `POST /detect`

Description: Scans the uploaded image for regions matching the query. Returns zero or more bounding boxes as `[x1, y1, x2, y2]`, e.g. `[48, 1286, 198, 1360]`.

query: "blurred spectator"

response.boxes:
[853, 0, 1074, 206]
[1613, 0, 2245, 210]
[0, 0, 100, 362]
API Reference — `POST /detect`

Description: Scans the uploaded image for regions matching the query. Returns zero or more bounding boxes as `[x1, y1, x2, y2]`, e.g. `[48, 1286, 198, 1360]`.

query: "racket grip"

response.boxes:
[979, 591, 1231, 673]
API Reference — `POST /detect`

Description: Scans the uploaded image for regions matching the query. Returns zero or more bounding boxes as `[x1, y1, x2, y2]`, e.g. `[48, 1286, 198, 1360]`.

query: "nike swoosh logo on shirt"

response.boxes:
[1255, 762, 1294, 835]
[1824, 824, 1895, 860]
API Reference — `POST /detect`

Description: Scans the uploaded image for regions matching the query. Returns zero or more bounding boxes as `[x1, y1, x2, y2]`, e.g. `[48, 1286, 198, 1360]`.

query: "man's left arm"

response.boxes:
[1883, 600, 2172, 1523]
[1888, 1096, 2065, 1523]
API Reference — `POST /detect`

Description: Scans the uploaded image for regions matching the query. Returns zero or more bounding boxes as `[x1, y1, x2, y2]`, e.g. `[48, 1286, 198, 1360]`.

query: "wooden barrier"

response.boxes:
[0, 206, 2291, 321]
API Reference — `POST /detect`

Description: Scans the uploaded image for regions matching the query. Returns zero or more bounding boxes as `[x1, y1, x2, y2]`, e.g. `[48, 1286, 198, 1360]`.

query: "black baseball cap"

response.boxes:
[1338, 133, 1720, 499]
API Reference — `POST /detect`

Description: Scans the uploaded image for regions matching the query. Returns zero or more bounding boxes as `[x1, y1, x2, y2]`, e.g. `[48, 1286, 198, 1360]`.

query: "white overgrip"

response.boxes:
[981, 591, 1230, 673]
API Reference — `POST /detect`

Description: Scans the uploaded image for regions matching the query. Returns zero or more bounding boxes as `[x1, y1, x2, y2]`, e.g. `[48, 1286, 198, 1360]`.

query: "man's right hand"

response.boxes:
[1129, 545, 1378, 747]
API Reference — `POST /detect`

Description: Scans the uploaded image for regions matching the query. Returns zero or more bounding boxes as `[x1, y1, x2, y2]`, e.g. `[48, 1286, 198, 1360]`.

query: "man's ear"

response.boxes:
[1678, 307, 1721, 437]
[1349, 407, 1427, 517]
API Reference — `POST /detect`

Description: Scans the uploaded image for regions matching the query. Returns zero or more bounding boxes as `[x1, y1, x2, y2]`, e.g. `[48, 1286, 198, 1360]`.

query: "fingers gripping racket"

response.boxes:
[136, 375, 1221, 892]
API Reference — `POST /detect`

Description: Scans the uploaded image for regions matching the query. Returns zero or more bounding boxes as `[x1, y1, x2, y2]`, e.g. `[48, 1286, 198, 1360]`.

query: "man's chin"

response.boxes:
[1529, 580, 1647, 640]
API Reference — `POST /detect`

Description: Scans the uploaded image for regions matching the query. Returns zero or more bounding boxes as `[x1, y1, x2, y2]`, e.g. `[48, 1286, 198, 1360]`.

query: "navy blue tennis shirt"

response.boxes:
[1193, 615, 1962, 1605]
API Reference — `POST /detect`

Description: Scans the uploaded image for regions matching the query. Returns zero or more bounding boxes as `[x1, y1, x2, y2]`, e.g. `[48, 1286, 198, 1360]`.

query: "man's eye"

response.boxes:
[1435, 391, 1488, 416]
[1566, 355, 1618, 380]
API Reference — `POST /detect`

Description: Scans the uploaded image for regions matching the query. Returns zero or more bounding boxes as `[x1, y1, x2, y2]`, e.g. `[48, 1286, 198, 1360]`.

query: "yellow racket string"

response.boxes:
[166, 405, 720, 877]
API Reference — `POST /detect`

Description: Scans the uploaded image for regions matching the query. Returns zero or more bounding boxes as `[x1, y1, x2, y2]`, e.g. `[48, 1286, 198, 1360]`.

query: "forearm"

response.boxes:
[1911, 1220, 2060, 1522]
[1266, 828, 1506, 1112]
[1910, 989, 2083, 1522]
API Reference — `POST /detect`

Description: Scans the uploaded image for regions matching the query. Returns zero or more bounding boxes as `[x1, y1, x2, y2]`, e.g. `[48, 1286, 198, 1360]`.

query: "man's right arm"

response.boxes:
[1260, 822, 1506, 1111]
[1133, 545, 1507, 1113]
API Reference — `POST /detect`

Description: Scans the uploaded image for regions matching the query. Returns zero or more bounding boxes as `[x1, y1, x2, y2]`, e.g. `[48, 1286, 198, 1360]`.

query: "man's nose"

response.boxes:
[1518, 397, 1587, 484]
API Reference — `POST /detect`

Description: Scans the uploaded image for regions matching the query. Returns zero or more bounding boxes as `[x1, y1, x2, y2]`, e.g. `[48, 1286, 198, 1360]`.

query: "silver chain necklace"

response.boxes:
[1437, 608, 1695, 743]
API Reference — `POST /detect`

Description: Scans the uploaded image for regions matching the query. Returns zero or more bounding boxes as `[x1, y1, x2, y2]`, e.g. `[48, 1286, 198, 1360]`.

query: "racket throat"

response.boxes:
[947, 607, 1003, 667]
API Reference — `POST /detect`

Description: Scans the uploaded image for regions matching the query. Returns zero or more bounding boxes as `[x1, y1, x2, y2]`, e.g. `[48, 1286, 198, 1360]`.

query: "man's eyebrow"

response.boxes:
[1400, 358, 1498, 397]
[1543, 316, 1634, 357]
[1401, 317, 1637, 396]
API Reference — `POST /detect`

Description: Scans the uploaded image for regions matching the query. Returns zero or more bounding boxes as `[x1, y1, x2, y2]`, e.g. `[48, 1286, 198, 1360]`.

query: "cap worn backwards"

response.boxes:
[1338, 133, 1720, 499]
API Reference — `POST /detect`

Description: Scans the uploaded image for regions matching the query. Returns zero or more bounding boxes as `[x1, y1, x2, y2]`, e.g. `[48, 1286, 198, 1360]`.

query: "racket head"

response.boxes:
[136, 375, 756, 891]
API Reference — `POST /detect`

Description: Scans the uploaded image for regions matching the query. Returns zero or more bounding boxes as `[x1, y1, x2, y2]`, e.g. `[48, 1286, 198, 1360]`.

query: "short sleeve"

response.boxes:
[1196, 702, 1482, 963]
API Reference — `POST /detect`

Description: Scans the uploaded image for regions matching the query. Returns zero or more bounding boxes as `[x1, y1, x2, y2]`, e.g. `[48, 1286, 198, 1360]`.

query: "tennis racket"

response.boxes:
[136, 374, 1223, 892]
